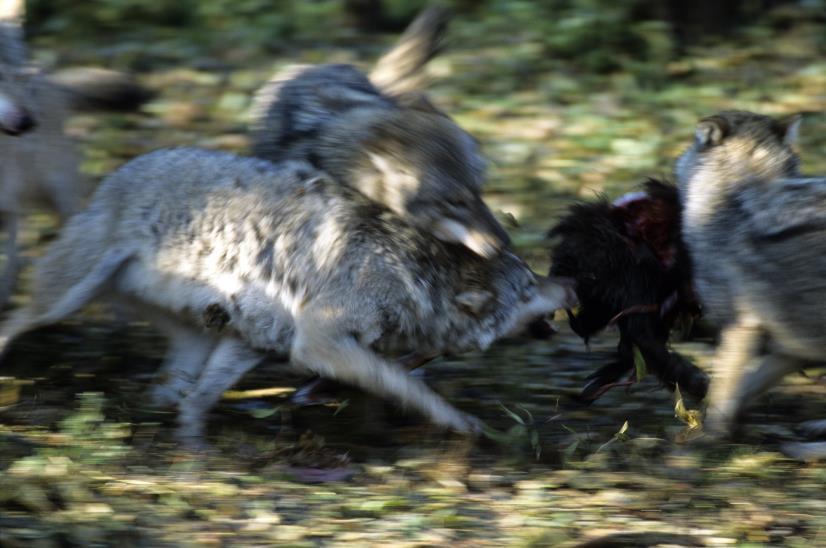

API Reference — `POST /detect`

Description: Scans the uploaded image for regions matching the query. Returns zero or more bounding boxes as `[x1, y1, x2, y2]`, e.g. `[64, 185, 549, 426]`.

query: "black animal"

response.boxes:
[549, 179, 709, 402]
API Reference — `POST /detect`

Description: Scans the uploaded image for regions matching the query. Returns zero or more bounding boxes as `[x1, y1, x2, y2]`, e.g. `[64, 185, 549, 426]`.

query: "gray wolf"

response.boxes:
[549, 179, 708, 402]
[0, 148, 574, 444]
[249, 7, 509, 258]
[0, 9, 150, 309]
[676, 110, 826, 454]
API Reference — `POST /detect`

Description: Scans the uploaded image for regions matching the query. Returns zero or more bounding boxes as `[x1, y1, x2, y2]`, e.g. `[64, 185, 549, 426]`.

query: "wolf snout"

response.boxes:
[0, 95, 36, 135]
[537, 275, 578, 311]
[556, 276, 579, 310]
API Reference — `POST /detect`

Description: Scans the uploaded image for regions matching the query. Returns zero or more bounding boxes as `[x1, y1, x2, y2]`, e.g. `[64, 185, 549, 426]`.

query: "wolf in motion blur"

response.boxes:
[0, 148, 573, 444]
[249, 7, 509, 258]
[0, 5, 150, 308]
[676, 110, 826, 454]
[550, 179, 708, 402]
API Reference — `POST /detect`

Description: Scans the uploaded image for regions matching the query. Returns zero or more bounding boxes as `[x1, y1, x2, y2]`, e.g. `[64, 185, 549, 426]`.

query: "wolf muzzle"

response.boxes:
[0, 93, 35, 135]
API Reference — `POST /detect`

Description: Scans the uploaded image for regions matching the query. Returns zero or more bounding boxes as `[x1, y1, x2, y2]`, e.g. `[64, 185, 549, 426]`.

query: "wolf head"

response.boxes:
[318, 101, 510, 258]
[675, 110, 801, 190]
[442, 243, 576, 352]
[0, 17, 35, 136]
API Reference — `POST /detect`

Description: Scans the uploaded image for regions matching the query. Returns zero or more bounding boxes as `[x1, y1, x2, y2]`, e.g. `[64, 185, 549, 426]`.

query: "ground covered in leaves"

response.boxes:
[3, 2, 826, 546]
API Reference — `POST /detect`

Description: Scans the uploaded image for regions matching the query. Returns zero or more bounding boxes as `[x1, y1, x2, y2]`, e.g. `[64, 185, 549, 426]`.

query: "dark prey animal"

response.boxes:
[549, 179, 709, 402]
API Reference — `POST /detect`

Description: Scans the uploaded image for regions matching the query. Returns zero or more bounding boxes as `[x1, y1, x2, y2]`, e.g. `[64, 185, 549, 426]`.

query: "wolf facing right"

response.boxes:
[676, 110, 826, 456]
[249, 7, 509, 259]
[0, 148, 574, 445]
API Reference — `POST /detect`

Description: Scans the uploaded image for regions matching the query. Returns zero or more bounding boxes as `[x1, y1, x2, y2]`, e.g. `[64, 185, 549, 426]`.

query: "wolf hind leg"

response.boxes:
[147, 314, 219, 408]
[0, 211, 20, 310]
[176, 337, 264, 445]
[291, 314, 482, 433]
[0, 247, 132, 360]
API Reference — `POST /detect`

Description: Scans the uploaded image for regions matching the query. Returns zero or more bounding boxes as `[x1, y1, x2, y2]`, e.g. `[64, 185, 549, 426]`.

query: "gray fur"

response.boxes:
[0, 17, 150, 309]
[248, 8, 509, 258]
[676, 110, 826, 450]
[0, 148, 573, 443]
[0, 20, 86, 308]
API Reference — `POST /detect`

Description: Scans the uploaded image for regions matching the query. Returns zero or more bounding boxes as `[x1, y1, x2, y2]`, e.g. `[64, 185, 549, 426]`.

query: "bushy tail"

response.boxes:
[369, 6, 449, 96]
[48, 67, 154, 112]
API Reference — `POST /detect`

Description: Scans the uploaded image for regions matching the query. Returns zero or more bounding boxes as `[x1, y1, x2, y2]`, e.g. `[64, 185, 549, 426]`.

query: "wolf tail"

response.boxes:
[48, 67, 154, 112]
[369, 6, 449, 96]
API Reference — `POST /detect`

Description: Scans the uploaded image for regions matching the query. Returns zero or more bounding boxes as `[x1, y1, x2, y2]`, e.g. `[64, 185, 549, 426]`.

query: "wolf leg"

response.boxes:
[148, 315, 218, 407]
[0, 211, 20, 309]
[0, 247, 132, 360]
[42, 168, 84, 222]
[176, 337, 264, 444]
[292, 314, 481, 433]
[735, 353, 804, 407]
[291, 351, 438, 406]
[704, 314, 764, 437]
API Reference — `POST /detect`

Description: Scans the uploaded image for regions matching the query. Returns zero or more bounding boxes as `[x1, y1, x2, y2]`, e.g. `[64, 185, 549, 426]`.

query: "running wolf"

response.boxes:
[0, 8, 150, 308]
[676, 110, 826, 453]
[0, 148, 575, 444]
[249, 7, 509, 258]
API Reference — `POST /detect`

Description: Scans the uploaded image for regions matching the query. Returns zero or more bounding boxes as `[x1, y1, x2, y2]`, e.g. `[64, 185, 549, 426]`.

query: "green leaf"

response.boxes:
[562, 439, 579, 460]
[333, 399, 350, 416]
[633, 345, 647, 382]
[673, 384, 703, 442]
[498, 402, 526, 425]
[249, 407, 279, 419]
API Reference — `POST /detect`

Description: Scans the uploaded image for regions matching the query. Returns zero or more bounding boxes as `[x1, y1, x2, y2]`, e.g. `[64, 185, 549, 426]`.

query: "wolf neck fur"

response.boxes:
[683, 150, 798, 233]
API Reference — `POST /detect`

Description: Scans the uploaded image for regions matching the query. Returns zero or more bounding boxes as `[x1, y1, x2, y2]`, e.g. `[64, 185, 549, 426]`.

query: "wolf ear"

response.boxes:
[455, 289, 495, 316]
[695, 116, 729, 147]
[776, 114, 801, 146]
[394, 91, 446, 116]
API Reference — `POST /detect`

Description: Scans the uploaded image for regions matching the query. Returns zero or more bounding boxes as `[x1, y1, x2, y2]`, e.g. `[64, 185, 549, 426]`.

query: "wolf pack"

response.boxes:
[2, 6, 825, 458]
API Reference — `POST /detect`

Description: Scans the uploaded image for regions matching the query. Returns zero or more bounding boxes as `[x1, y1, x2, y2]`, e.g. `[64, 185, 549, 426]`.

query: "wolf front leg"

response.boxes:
[704, 314, 764, 438]
[291, 312, 482, 433]
[176, 337, 264, 445]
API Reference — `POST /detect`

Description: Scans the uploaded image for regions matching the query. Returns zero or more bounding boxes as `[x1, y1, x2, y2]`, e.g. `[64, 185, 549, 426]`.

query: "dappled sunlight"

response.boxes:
[2, 0, 826, 545]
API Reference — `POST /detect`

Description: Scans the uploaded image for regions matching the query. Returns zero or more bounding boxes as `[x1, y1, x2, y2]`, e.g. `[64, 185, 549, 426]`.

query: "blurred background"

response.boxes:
[2, 1, 826, 545]
[22, 0, 826, 244]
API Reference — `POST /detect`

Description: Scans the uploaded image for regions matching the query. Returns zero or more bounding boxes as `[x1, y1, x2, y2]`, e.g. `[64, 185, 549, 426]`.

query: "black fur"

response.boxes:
[549, 179, 708, 401]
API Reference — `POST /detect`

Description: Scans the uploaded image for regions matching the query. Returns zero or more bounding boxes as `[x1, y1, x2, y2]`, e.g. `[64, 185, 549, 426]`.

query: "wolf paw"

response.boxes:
[782, 441, 826, 461]
[455, 412, 486, 435]
[797, 419, 826, 439]
[148, 384, 185, 409]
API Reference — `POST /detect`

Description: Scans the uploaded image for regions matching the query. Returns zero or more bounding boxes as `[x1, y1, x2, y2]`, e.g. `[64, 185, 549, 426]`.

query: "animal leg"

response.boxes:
[291, 351, 438, 406]
[0, 211, 20, 309]
[176, 337, 264, 444]
[292, 314, 480, 432]
[703, 315, 764, 437]
[0, 247, 132, 360]
[148, 316, 218, 408]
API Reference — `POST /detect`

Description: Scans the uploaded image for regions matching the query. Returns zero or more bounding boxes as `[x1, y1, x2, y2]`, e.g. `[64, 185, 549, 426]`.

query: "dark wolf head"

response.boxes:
[675, 110, 801, 190]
